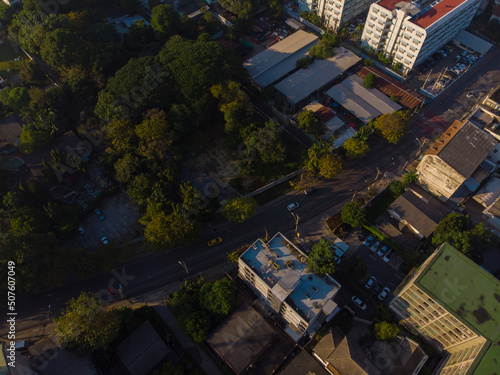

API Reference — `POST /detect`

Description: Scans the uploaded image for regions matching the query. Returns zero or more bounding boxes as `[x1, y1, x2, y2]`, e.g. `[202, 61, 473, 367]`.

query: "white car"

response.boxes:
[101, 236, 109, 245]
[351, 296, 367, 310]
[383, 249, 394, 263]
[378, 287, 391, 301]
[365, 276, 376, 289]
[370, 241, 381, 252]
[287, 202, 299, 211]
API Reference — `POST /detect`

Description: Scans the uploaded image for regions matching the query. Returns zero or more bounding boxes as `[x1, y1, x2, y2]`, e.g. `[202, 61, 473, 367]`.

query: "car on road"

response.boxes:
[370, 240, 381, 252]
[377, 245, 389, 257]
[95, 208, 105, 221]
[101, 236, 109, 245]
[365, 276, 376, 289]
[351, 296, 367, 310]
[287, 202, 299, 211]
[371, 283, 382, 295]
[378, 287, 391, 301]
[78, 225, 84, 235]
[364, 235, 374, 247]
[207, 237, 223, 246]
[383, 249, 395, 263]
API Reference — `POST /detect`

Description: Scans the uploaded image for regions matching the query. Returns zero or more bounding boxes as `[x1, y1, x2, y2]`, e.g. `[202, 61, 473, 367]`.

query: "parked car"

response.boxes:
[287, 202, 299, 211]
[95, 208, 105, 221]
[377, 245, 389, 257]
[304, 187, 316, 195]
[383, 249, 395, 263]
[365, 276, 376, 289]
[370, 240, 381, 252]
[334, 255, 341, 264]
[101, 236, 109, 245]
[371, 283, 382, 295]
[378, 287, 391, 301]
[364, 235, 375, 247]
[207, 237, 223, 246]
[351, 296, 367, 310]
[461, 50, 469, 57]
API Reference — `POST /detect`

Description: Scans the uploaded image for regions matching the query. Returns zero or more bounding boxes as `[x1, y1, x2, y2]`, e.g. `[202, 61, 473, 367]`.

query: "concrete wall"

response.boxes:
[417, 155, 466, 200]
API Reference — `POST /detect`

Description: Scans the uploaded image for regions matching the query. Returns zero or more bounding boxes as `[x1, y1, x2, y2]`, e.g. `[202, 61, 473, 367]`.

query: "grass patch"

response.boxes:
[366, 189, 397, 223]
[0, 42, 26, 78]
[254, 178, 296, 206]
[363, 223, 404, 253]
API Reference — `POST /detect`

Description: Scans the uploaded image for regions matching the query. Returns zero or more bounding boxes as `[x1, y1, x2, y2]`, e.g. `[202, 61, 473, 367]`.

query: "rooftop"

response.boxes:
[244, 30, 318, 88]
[453, 30, 493, 55]
[425, 121, 497, 178]
[207, 303, 275, 375]
[279, 350, 329, 375]
[410, 0, 468, 29]
[275, 47, 361, 105]
[0, 115, 22, 149]
[377, 0, 412, 12]
[357, 66, 425, 109]
[415, 243, 500, 375]
[240, 233, 340, 323]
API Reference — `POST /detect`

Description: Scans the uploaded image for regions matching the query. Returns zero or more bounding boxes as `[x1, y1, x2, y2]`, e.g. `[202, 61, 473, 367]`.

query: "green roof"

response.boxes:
[415, 243, 500, 375]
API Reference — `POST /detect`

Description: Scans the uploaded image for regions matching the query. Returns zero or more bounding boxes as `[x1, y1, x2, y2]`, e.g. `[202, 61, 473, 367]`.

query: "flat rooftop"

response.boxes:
[275, 47, 361, 105]
[240, 233, 340, 322]
[244, 30, 318, 88]
[416, 243, 500, 375]
[410, 0, 468, 29]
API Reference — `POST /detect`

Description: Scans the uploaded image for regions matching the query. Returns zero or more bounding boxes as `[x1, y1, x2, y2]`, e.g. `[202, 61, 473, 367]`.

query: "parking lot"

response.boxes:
[68, 191, 142, 249]
[411, 43, 482, 97]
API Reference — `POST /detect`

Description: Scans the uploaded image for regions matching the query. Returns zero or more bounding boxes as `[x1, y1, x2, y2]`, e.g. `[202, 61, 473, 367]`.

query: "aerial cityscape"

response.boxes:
[0, 0, 499, 374]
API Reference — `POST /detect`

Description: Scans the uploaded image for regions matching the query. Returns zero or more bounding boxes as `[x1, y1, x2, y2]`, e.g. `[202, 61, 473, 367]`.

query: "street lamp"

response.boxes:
[178, 260, 190, 278]
[291, 212, 300, 236]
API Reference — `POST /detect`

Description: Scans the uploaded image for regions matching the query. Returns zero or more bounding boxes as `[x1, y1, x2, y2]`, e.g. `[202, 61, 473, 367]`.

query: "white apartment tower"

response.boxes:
[361, 0, 481, 73]
[299, 0, 378, 31]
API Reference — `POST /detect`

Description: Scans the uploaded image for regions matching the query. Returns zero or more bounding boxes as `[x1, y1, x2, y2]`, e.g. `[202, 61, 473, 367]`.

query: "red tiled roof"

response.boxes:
[378, 0, 410, 11]
[410, 0, 468, 29]
[357, 66, 425, 109]
[314, 106, 335, 123]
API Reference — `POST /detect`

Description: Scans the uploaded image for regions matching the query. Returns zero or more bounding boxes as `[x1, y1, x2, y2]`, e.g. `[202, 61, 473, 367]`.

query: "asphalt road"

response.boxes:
[5, 47, 499, 336]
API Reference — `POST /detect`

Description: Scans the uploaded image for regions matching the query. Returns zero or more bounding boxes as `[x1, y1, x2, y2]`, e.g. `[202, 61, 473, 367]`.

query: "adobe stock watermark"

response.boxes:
[28, 266, 135, 371]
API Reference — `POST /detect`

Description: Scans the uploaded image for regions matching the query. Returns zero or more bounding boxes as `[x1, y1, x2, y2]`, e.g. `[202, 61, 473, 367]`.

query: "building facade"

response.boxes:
[238, 233, 341, 341]
[361, 0, 481, 72]
[389, 243, 500, 374]
[299, 0, 377, 31]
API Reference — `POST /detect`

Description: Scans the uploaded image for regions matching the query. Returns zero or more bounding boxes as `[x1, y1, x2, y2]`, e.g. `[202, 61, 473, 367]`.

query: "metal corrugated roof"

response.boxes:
[326, 83, 381, 124]
[453, 29, 493, 55]
[275, 47, 361, 105]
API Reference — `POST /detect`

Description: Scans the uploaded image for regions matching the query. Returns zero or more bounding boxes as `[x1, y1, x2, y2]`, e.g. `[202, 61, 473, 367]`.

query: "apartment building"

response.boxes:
[361, 0, 481, 72]
[299, 0, 377, 31]
[238, 232, 341, 341]
[389, 242, 500, 374]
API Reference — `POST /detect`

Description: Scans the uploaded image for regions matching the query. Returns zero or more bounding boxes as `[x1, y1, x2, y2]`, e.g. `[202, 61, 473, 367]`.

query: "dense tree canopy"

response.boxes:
[244, 120, 286, 164]
[151, 4, 180, 42]
[7, 87, 30, 111]
[199, 278, 236, 318]
[308, 239, 336, 275]
[341, 201, 366, 228]
[298, 110, 323, 138]
[374, 111, 410, 144]
[221, 196, 257, 223]
[343, 137, 370, 159]
[374, 321, 401, 341]
[318, 153, 344, 179]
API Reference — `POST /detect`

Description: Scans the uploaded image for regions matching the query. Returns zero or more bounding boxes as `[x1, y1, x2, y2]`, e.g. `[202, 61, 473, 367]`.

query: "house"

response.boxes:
[473, 176, 500, 230]
[115, 321, 171, 375]
[279, 350, 329, 375]
[313, 325, 428, 375]
[390, 242, 500, 374]
[0, 115, 22, 152]
[238, 232, 341, 341]
[386, 186, 450, 240]
[326, 75, 402, 124]
[417, 120, 497, 203]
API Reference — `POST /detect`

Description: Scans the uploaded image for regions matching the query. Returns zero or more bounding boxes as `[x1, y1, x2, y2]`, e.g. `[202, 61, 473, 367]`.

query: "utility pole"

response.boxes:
[291, 212, 300, 236]
[178, 261, 191, 280]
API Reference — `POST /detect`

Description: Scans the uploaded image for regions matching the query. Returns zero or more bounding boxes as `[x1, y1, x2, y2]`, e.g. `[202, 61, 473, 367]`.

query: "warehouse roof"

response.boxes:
[453, 30, 493, 55]
[275, 47, 361, 105]
[244, 30, 318, 88]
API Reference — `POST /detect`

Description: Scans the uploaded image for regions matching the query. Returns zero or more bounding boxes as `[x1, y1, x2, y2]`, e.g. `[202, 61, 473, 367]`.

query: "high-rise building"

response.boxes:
[238, 232, 341, 341]
[361, 0, 481, 73]
[299, 0, 378, 31]
[389, 242, 500, 374]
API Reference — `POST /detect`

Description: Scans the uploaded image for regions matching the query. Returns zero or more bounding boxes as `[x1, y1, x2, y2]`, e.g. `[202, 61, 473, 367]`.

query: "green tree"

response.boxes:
[388, 180, 406, 197]
[0, 3, 15, 26]
[341, 201, 366, 228]
[296, 56, 314, 69]
[7, 87, 30, 111]
[374, 111, 410, 144]
[305, 143, 328, 174]
[343, 137, 370, 159]
[151, 4, 180, 42]
[114, 153, 141, 183]
[127, 173, 152, 207]
[20, 126, 51, 153]
[308, 239, 336, 275]
[244, 120, 286, 164]
[40, 29, 84, 70]
[298, 110, 323, 138]
[181, 311, 211, 343]
[308, 33, 341, 59]
[363, 73, 376, 89]
[403, 171, 418, 185]
[18, 59, 47, 86]
[221, 196, 257, 223]
[135, 108, 178, 158]
[374, 321, 401, 341]
[55, 292, 122, 355]
[393, 62, 403, 73]
[180, 181, 206, 217]
[268, 0, 284, 19]
[140, 203, 202, 251]
[199, 278, 236, 318]
[318, 152, 344, 179]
